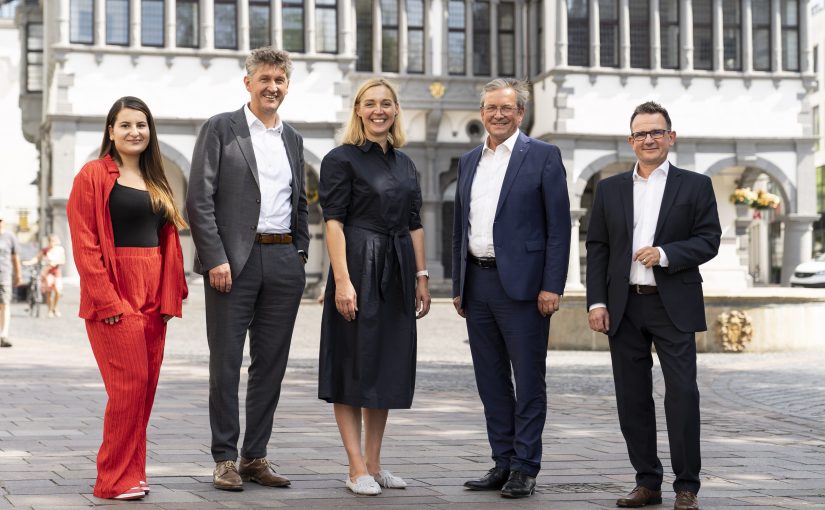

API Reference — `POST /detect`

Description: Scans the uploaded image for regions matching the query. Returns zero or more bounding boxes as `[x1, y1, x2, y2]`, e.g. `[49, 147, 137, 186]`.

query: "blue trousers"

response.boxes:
[464, 263, 550, 477]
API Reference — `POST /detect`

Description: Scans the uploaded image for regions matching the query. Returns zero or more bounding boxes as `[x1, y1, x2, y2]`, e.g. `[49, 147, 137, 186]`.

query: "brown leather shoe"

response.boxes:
[239, 457, 290, 487]
[213, 460, 243, 491]
[616, 486, 663, 507]
[674, 490, 699, 510]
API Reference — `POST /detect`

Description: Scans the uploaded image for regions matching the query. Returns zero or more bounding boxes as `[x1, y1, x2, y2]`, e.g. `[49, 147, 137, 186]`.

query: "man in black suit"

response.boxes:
[586, 102, 720, 510]
[187, 47, 308, 491]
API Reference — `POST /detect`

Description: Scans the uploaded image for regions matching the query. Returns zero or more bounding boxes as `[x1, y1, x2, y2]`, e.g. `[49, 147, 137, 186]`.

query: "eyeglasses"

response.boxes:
[630, 129, 671, 142]
[482, 104, 520, 116]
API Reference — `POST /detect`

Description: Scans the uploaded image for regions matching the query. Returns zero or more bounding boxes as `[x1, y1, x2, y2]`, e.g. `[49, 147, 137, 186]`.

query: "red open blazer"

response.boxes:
[67, 154, 188, 321]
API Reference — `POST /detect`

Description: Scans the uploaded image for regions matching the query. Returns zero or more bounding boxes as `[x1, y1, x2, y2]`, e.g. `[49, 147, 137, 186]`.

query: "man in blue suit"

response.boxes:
[586, 102, 720, 510]
[451, 78, 571, 499]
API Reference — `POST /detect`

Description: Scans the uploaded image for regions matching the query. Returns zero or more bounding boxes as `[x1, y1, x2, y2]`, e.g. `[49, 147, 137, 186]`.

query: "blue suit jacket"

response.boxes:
[585, 165, 721, 335]
[452, 132, 571, 304]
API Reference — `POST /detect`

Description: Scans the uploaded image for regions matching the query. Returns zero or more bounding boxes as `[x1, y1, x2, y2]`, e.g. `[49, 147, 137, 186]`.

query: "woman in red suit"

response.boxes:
[67, 96, 188, 501]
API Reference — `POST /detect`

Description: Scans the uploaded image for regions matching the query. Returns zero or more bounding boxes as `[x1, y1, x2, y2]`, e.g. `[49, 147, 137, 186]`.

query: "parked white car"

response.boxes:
[789, 253, 825, 288]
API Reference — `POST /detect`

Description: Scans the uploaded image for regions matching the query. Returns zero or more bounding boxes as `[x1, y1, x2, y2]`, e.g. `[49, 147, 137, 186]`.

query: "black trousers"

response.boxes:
[609, 290, 701, 494]
[205, 243, 305, 462]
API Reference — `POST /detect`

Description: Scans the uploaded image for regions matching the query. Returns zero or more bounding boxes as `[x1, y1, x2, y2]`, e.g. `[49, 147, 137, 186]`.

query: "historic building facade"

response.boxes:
[10, 0, 819, 288]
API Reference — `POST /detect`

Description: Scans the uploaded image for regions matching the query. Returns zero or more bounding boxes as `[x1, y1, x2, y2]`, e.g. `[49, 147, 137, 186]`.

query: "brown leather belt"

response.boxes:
[255, 233, 292, 244]
[468, 254, 497, 269]
[630, 284, 658, 295]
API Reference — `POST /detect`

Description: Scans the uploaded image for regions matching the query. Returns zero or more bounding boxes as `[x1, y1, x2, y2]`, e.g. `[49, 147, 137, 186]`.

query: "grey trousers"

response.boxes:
[205, 243, 305, 462]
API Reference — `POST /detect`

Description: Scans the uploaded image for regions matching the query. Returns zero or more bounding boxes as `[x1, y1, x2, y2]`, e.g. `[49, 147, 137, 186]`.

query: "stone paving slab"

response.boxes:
[2, 285, 825, 508]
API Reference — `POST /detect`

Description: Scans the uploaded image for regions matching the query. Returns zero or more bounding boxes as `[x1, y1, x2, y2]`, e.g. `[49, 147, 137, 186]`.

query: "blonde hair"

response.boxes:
[340, 78, 407, 148]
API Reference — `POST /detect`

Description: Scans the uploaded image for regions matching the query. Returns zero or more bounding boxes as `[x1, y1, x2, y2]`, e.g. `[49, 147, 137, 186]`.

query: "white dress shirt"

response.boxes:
[244, 104, 293, 234]
[468, 130, 520, 257]
[630, 161, 671, 285]
[589, 161, 671, 312]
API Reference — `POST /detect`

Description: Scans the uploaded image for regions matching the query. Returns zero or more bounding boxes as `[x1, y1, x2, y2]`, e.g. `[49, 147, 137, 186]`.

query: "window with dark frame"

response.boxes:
[283, 0, 305, 52]
[214, 0, 237, 49]
[567, 0, 588, 67]
[106, 0, 129, 46]
[447, 0, 466, 75]
[752, 0, 771, 71]
[141, 0, 164, 47]
[381, 0, 399, 72]
[659, 0, 679, 69]
[498, 1, 516, 76]
[628, 0, 649, 68]
[599, 0, 619, 68]
[407, 0, 425, 73]
[692, 0, 713, 70]
[70, 0, 94, 44]
[781, 0, 799, 71]
[249, 0, 271, 49]
[355, 0, 372, 71]
[26, 22, 44, 92]
[176, 0, 199, 48]
[316, 0, 337, 53]
[723, 0, 742, 70]
[473, 0, 491, 76]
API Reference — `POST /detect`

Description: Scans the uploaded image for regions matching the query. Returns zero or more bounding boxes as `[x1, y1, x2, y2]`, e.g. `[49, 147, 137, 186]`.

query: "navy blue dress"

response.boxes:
[318, 141, 422, 409]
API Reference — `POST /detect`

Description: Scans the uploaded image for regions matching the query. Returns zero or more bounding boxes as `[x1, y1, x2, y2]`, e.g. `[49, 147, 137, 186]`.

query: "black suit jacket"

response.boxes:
[585, 164, 721, 335]
[186, 107, 309, 278]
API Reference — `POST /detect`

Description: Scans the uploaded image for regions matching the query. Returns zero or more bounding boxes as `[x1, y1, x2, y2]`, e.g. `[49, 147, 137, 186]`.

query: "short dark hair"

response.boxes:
[630, 101, 672, 131]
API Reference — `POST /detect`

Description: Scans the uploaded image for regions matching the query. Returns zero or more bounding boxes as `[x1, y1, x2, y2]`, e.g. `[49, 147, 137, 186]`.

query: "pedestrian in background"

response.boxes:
[0, 212, 22, 347]
[586, 101, 721, 510]
[39, 233, 66, 318]
[67, 96, 188, 501]
[187, 47, 308, 492]
[318, 78, 431, 496]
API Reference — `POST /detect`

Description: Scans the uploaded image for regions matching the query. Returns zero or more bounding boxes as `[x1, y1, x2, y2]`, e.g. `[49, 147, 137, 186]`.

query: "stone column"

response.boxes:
[713, 0, 723, 71]
[93, 0, 105, 47]
[130, 0, 140, 47]
[273, 0, 283, 50]
[589, 0, 600, 68]
[566, 209, 586, 291]
[165, 0, 176, 48]
[681, 0, 693, 70]
[373, 0, 381, 72]
[465, 0, 474, 75]
[555, 0, 568, 67]
[200, 0, 213, 50]
[58, 0, 70, 45]
[490, 0, 500, 76]
[305, 0, 316, 54]
[238, 0, 250, 51]
[650, 0, 660, 70]
[800, 0, 811, 73]
[619, 0, 630, 69]
[781, 214, 820, 285]
[399, 0, 409, 73]
[742, 0, 753, 72]
[771, 0, 780, 71]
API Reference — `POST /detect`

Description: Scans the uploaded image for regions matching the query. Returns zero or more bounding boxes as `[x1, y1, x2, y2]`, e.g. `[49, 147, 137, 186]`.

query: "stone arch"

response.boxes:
[703, 156, 796, 213]
[573, 152, 635, 208]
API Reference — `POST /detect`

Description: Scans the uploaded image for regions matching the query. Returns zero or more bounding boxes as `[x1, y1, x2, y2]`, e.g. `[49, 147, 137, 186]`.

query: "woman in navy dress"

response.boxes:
[318, 78, 431, 495]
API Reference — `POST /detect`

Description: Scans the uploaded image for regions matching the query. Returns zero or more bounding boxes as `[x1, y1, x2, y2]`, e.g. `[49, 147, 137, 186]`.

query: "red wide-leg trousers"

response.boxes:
[85, 247, 166, 499]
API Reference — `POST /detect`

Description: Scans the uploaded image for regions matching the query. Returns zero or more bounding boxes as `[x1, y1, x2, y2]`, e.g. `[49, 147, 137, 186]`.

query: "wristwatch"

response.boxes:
[416, 270, 429, 279]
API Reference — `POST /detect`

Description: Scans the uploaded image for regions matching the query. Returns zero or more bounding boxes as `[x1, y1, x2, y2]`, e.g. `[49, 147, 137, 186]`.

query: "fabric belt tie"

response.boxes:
[468, 254, 497, 268]
[630, 284, 658, 295]
[255, 233, 292, 244]
[348, 222, 413, 311]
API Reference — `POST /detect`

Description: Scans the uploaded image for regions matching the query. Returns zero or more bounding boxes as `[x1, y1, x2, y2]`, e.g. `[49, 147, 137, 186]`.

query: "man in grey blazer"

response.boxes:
[187, 47, 309, 491]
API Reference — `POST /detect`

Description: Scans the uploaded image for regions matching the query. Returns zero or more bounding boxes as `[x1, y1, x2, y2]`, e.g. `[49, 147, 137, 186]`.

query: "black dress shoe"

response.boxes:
[463, 467, 510, 491]
[500, 471, 536, 498]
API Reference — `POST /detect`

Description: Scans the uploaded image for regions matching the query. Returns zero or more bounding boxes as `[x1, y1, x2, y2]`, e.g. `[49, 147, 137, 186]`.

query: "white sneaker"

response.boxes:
[373, 469, 407, 489]
[345, 474, 382, 495]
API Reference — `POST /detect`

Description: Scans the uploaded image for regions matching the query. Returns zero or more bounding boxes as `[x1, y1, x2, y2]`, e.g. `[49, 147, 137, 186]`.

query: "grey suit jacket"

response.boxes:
[186, 106, 310, 279]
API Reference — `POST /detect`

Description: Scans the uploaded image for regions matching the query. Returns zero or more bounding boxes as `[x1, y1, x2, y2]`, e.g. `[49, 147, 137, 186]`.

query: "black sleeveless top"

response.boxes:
[108, 181, 165, 247]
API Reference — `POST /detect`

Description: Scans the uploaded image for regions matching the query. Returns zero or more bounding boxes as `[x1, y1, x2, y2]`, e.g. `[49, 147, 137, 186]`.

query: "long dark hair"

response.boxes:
[99, 96, 187, 229]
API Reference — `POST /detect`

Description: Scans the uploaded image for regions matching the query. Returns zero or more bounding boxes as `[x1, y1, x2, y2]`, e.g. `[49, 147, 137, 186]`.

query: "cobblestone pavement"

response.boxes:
[1, 283, 825, 509]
